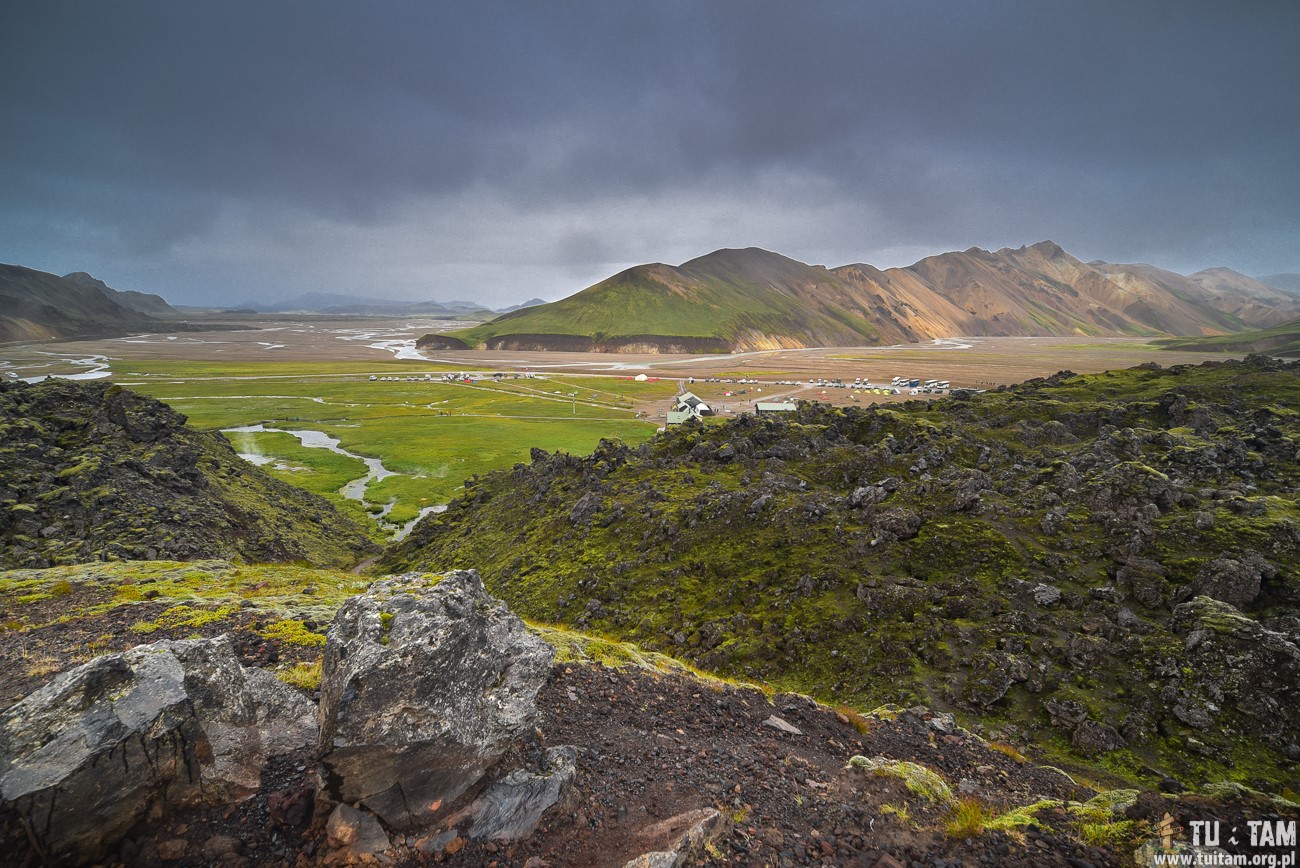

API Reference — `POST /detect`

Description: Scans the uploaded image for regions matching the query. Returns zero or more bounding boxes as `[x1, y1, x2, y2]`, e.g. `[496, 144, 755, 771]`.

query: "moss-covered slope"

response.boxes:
[383, 356, 1300, 790]
[1157, 317, 1300, 356]
[427, 248, 884, 353]
[0, 380, 378, 569]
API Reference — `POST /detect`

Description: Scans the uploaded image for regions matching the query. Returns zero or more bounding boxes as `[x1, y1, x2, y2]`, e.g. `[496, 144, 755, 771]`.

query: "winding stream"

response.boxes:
[396, 505, 447, 540]
[221, 424, 443, 539]
[19, 354, 113, 383]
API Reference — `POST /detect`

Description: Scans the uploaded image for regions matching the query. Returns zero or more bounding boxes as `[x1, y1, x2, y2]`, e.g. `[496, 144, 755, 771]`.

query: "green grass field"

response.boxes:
[117, 362, 663, 530]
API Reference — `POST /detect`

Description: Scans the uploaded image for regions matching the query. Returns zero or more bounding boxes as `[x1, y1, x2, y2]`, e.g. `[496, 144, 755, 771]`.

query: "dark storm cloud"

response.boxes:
[1, 0, 1296, 305]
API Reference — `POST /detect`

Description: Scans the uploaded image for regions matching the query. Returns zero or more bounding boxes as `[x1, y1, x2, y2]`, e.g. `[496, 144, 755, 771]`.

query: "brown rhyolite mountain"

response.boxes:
[427, 242, 1300, 353]
[1185, 267, 1300, 327]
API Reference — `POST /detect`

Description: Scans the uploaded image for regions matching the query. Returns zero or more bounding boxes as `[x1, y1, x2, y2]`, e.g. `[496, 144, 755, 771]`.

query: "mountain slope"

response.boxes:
[382, 356, 1300, 790]
[0, 264, 156, 342]
[0, 380, 378, 569]
[497, 296, 548, 313]
[1185, 268, 1300, 327]
[63, 271, 177, 317]
[425, 242, 1258, 353]
[1157, 317, 1300, 356]
[430, 248, 890, 353]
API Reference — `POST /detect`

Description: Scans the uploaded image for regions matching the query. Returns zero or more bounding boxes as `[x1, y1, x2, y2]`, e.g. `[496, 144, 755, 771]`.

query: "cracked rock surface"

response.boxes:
[318, 570, 554, 830]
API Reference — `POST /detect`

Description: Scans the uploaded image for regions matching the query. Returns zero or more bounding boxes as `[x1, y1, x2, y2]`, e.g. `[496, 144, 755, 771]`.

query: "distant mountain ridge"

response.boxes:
[1184, 267, 1299, 327]
[62, 271, 177, 317]
[234, 291, 543, 318]
[0, 265, 533, 343]
[423, 242, 1300, 353]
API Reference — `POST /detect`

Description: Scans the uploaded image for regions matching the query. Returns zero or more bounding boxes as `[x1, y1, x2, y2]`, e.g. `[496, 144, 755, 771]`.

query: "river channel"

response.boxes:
[221, 424, 444, 540]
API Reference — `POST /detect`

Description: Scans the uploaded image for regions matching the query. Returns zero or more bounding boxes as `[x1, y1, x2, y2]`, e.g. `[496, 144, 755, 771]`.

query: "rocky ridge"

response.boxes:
[5, 567, 1291, 867]
[384, 356, 1300, 792]
[0, 380, 377, 569]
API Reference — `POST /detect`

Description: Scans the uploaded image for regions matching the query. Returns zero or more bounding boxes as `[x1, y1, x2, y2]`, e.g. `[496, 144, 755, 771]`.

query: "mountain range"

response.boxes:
[61, 271, 177, 317]
[231, 291, 547, 318]
[0, 265, 545, 344]
[6, 248, 1299, 351]
[231, 291, 491, 317]
[424, 242, 1300, 353]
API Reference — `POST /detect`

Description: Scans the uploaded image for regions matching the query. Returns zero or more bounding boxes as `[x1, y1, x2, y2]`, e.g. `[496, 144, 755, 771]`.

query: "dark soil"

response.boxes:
[13, 660, 1292, 868]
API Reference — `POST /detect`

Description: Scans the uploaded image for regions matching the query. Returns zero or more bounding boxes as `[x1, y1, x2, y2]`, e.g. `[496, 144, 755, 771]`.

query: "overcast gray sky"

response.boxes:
[2, 0, 1297, 307]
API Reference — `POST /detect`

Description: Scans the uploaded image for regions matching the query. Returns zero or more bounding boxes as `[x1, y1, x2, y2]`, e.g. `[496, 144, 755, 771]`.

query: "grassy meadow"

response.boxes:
[116, 361, 669, 529]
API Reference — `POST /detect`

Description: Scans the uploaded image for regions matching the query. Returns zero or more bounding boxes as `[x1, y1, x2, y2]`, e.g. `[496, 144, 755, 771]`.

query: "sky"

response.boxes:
[2, 0, 1297, 308]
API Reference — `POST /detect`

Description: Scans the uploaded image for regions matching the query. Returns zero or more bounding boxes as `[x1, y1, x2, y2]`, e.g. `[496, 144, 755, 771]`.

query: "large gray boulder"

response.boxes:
[318, 570, 555, 830]
[0, 636, 316, 865]
[1176, 556, 1270, 609]
[1170, 596, 1300, 744]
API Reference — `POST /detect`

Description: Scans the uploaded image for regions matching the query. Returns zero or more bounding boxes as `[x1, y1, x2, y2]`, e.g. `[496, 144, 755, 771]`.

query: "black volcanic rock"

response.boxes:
[382, 357, 1300, 788]
[0, 635, 315, 864]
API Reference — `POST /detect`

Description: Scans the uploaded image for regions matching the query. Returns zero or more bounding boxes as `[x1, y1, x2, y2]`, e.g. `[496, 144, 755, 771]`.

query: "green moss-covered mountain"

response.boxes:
[426, 247, 882, 353]
[1157, 317, 1300, 356]
[0, 380, 378, 569]
[383, 356, 1300, 790]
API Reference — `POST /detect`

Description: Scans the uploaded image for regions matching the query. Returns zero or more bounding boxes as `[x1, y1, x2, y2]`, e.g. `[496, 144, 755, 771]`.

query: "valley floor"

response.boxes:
[0, 324, 1249, 534]
[1, 321, 1246, 387]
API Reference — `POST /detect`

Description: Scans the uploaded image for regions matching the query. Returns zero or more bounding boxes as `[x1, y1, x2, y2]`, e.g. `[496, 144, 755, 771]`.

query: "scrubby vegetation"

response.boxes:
[383, 356, 1300, 791]
[849, 756, 954, 804]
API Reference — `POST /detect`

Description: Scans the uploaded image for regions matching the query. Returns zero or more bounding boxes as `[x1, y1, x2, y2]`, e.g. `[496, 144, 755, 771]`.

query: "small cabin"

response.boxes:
[675, 392, 714, 416]
[666, 391, 715, 424]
